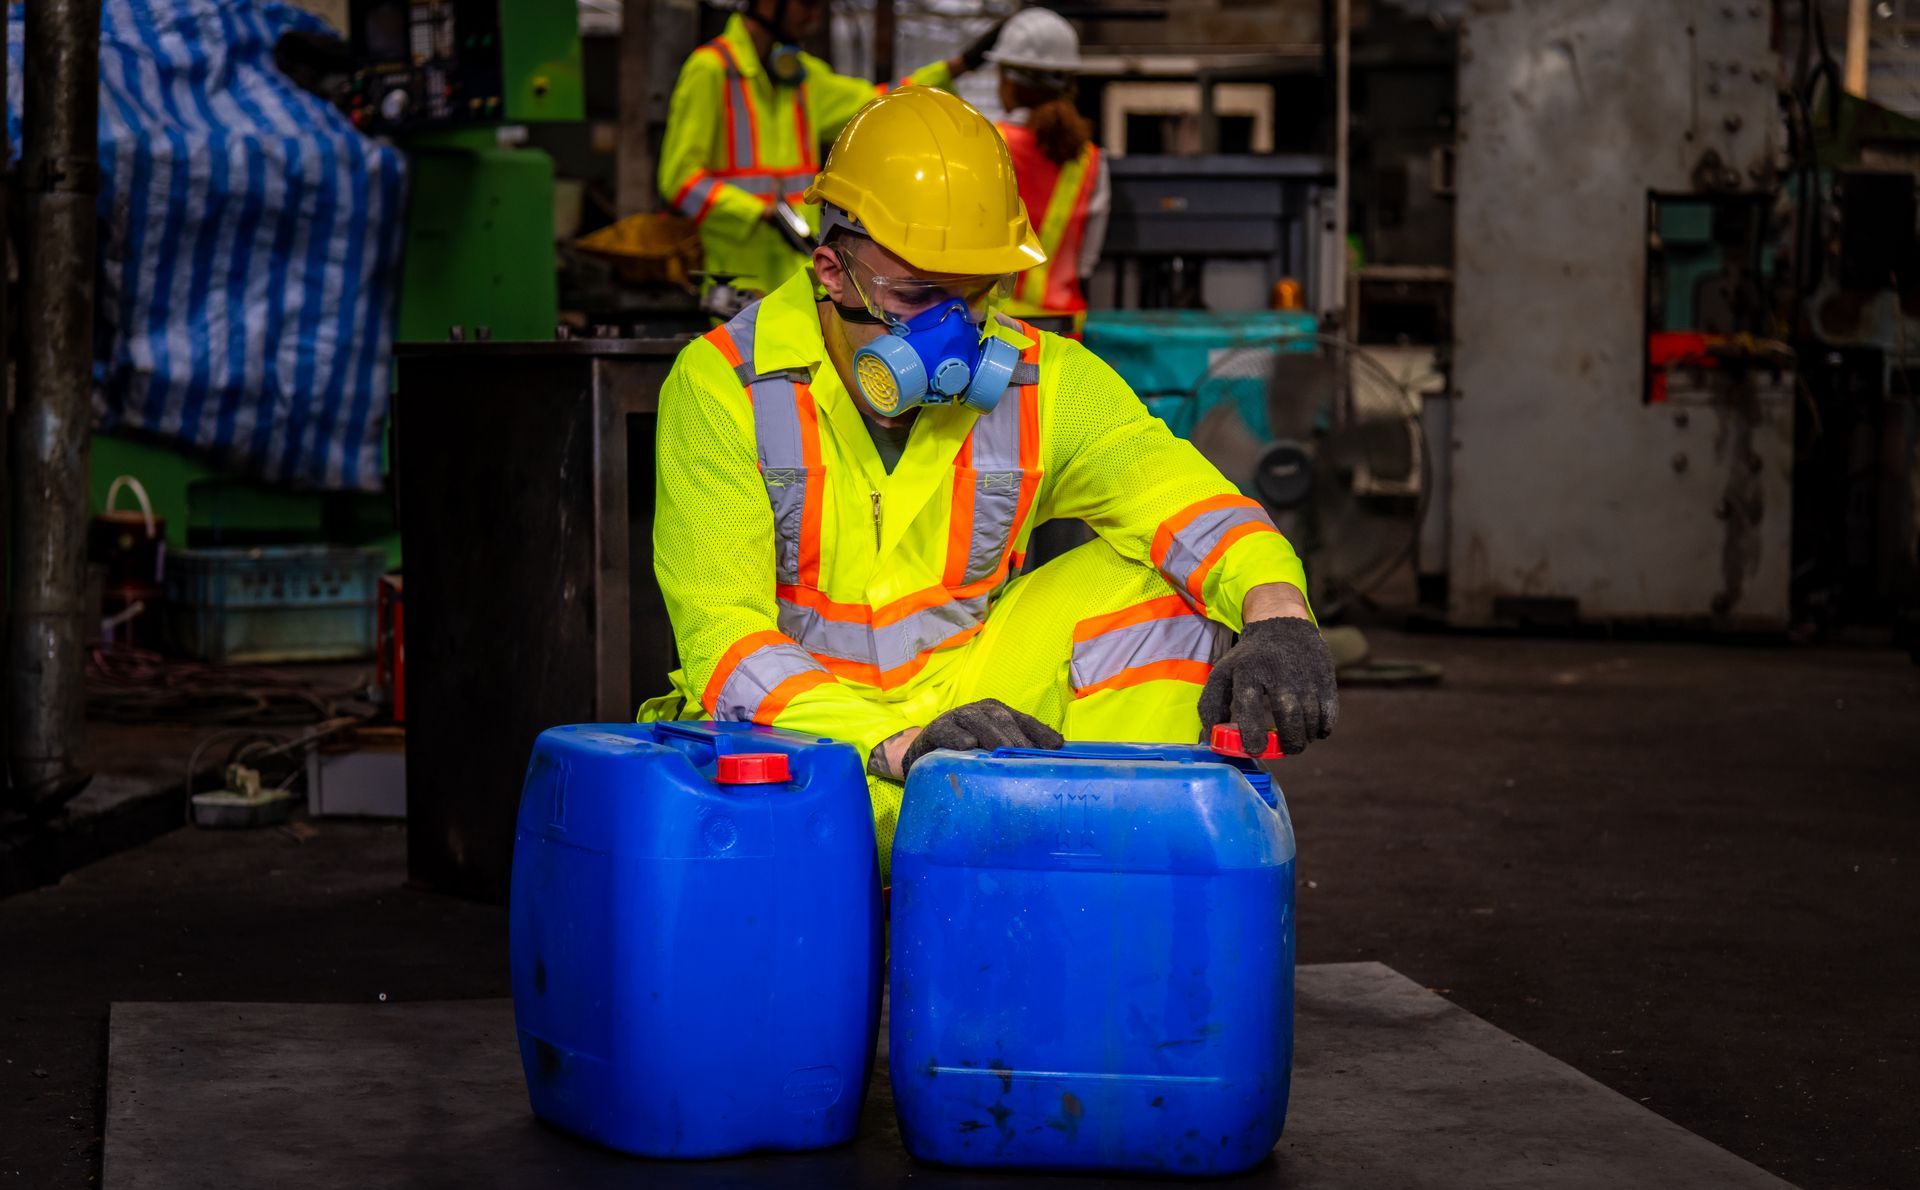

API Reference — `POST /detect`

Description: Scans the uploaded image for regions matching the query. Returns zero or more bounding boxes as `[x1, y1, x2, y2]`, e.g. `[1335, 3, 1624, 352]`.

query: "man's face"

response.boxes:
[812, 238, 1008, 426]
[758, 0, 826, 40]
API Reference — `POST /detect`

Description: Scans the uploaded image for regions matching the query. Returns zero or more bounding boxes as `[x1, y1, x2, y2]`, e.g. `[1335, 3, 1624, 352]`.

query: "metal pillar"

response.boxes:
[8, 0, 101, 810]
[874, 0, 896, 85]
[615, 0, 654, 217]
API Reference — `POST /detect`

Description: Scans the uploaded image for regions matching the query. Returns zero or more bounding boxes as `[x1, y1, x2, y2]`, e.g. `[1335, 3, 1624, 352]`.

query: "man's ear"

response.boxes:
[812, 243, 845, 304]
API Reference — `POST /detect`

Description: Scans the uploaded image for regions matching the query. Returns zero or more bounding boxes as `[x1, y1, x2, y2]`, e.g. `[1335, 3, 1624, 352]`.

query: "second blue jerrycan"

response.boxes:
[509, 721, 881, 1159]
[888, 731, 1297, 1176]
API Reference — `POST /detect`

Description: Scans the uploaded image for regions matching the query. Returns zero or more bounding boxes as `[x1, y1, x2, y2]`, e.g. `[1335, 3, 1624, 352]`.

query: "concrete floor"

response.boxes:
[1, 629, 1916, 1189]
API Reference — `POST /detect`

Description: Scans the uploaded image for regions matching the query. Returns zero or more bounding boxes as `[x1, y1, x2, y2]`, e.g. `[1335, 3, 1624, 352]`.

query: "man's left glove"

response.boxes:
[900, 698, 1063, 774]
[958, 14, 1013, 73]
[1197, 617, 1339, 755]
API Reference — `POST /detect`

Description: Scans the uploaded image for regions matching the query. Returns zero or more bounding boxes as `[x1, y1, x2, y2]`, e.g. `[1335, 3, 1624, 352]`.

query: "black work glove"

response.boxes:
[958, 13, 1014, 73]
[1197, 617, 1338, 756]
[902, 698, 1064, 774]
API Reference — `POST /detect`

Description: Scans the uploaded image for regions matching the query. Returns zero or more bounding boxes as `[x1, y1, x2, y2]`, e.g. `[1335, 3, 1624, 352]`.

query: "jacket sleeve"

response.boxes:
[804, 54, 956, 141]
[657, 49, 768, 241]
[1034, 338, 1312, 631]
[654, 343, 916, 763]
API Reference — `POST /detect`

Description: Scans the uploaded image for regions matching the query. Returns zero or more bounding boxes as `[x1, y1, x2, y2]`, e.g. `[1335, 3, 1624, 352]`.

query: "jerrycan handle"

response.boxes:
[652, 721, 722, 768]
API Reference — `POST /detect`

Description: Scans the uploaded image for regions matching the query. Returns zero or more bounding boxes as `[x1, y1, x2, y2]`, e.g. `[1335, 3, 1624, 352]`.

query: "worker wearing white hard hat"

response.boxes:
[986, 7, 1109, 331]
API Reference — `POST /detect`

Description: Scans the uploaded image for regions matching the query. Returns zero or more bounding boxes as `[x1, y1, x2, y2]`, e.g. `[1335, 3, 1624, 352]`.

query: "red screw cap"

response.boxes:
[715, 752, 792, 785]
[1210, 723, 1284, 759]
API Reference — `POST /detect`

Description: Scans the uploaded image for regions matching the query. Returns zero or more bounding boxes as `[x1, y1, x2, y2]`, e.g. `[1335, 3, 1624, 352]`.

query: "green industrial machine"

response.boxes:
[90, 0, 583, 559]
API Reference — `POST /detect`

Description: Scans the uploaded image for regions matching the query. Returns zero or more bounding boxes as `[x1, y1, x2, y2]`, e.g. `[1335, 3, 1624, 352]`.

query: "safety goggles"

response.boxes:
[835, 245, 1010, 326]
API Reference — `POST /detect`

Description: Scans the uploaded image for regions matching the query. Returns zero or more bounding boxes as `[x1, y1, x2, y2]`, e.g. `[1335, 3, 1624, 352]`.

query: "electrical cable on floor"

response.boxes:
[86, 645, 373, 725]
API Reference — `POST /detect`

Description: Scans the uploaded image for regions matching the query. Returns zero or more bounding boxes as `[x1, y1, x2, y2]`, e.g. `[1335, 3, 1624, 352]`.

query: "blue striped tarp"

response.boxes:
[7, 0, 408, 491]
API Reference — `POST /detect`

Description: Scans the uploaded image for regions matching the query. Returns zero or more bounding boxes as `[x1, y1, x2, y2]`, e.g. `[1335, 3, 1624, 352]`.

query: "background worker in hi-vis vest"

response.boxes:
[658, 0, 1007, 302]
[642, 87, 1339, 877]
[986, 8, 1109, 333]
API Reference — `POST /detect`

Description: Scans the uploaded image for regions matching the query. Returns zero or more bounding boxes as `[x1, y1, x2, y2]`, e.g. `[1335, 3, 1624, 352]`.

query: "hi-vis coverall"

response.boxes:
[645, 272, 1311, 871]
[658, 14, 953, 297]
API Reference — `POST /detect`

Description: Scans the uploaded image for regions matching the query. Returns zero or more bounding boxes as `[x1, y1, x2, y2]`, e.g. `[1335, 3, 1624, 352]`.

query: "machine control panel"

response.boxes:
[343, 0, 509, 133]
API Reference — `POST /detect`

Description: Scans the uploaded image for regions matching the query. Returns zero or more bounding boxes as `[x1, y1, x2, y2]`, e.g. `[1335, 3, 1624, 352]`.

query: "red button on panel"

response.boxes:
[1209, 723, 1284, 759]
[716, 752, 792, 785]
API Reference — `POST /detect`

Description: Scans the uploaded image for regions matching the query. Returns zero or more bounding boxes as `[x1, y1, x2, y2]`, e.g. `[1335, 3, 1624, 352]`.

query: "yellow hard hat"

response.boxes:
[805, 87, 1047, 276]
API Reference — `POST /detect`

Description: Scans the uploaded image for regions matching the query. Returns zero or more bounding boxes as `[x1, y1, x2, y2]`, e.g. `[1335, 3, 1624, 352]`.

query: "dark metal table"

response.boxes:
[394, 336, 688, 902]
[102, 964, 1794, 1189]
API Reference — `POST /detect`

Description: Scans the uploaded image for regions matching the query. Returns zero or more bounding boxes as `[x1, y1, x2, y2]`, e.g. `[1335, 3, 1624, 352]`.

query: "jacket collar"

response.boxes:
[719, 14, 765, 82]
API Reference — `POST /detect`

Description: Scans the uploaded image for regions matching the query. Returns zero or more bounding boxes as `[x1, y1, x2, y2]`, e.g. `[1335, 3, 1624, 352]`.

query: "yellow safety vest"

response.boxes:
[649, 271, 1309, 763]
[657, 15, 954, 296]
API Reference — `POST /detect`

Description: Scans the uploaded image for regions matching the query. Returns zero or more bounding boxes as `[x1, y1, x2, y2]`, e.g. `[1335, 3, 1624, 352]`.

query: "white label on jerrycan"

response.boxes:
[781, 1065, 844, 1112]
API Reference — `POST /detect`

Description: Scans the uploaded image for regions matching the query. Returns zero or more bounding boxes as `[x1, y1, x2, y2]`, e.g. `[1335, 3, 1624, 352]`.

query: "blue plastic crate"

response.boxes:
[164, 546, 386, 663]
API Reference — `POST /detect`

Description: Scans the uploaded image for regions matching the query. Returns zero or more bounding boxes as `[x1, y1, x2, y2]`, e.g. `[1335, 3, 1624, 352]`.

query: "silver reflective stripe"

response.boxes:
[1070, 613, 1229, 692]
[724, 64, 755, 169]
[719, 170, 814, 195]
[722, 302, 759, 367]
[712, 639, 826, 721]
[676, 174, 719, 218]
[964, 471, 1023, 584]
[779, 592, 990, 676]
[1158, 501, 1277, 599]
[1010, 361, 1039, 385]
[960, 378, 1028, 582]
[728, 304, 812, 587]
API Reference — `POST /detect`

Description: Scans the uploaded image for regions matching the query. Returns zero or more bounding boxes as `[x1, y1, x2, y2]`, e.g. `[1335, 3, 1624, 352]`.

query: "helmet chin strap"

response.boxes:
[832, 299, 885, 326]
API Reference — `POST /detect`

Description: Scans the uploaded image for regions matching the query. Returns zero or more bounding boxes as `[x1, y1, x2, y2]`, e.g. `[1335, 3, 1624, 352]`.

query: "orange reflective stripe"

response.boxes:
[671, 169, 710, 209]
[1071, 595, 1196, 645]
[759, 670, 834, 721]
[1186, 520, 1275, 604]
[794, 82, 814, 169]
[1001, 328, 1044, 562]
[703, 324, 744, 370]
[794, 382, 824, 587]
[702, 628, 790, 713]
[1073, 659, 1213, 699]
[720, 71, 740, 170]
[944, 437, 976, 587]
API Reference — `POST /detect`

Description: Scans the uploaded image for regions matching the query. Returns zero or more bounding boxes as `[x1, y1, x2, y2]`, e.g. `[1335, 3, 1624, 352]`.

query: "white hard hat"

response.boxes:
[984, 8, 1081, 74]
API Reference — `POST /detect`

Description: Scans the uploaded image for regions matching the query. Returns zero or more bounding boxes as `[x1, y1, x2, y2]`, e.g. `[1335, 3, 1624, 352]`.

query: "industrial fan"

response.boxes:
[1185, 336, 1430, 618]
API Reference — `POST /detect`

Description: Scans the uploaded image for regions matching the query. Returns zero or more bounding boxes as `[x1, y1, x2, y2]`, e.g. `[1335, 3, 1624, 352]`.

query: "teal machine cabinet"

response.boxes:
[91, 0, 584, 558]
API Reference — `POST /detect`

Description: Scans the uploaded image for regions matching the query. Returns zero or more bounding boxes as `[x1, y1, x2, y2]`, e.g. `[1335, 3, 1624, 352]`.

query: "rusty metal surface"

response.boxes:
[1446, 0, 1790, 627]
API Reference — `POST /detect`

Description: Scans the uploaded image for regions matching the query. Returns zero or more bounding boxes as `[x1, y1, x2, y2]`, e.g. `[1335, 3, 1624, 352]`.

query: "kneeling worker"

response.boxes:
[645, 87, 1337, 870]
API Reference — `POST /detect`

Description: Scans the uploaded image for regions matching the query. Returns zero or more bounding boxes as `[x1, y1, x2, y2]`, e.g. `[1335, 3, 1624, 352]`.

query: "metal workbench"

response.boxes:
[394, 335, 689, 902]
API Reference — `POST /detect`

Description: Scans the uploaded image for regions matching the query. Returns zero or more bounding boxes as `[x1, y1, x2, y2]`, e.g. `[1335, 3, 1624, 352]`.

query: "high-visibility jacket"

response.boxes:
[648, 270, 1311, 769]
[658, 15, 954, 296]
[997, 120, 1106, 319]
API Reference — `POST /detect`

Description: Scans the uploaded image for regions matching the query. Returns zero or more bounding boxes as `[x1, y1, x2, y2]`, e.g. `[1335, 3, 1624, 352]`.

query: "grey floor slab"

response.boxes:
[104, 962, 1795, 1190]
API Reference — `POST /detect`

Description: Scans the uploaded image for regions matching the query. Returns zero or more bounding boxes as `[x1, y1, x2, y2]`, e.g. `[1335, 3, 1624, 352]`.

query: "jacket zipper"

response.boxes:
[870, 490, 883, 550]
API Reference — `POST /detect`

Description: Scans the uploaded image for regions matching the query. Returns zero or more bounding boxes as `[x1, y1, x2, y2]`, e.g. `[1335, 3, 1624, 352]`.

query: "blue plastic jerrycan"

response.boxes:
[509, 721, 882, 1158]
[888, 735, 1297, 1176]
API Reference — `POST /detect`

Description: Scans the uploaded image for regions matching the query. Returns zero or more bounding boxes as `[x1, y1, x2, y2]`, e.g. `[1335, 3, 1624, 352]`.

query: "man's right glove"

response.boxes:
[901, 698, 1064, 775]
[1197, 616, 1338, 756]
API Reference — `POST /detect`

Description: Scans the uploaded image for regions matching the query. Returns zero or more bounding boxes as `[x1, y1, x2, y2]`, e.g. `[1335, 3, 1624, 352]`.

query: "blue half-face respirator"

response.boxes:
[850, 299, 1021, 417]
